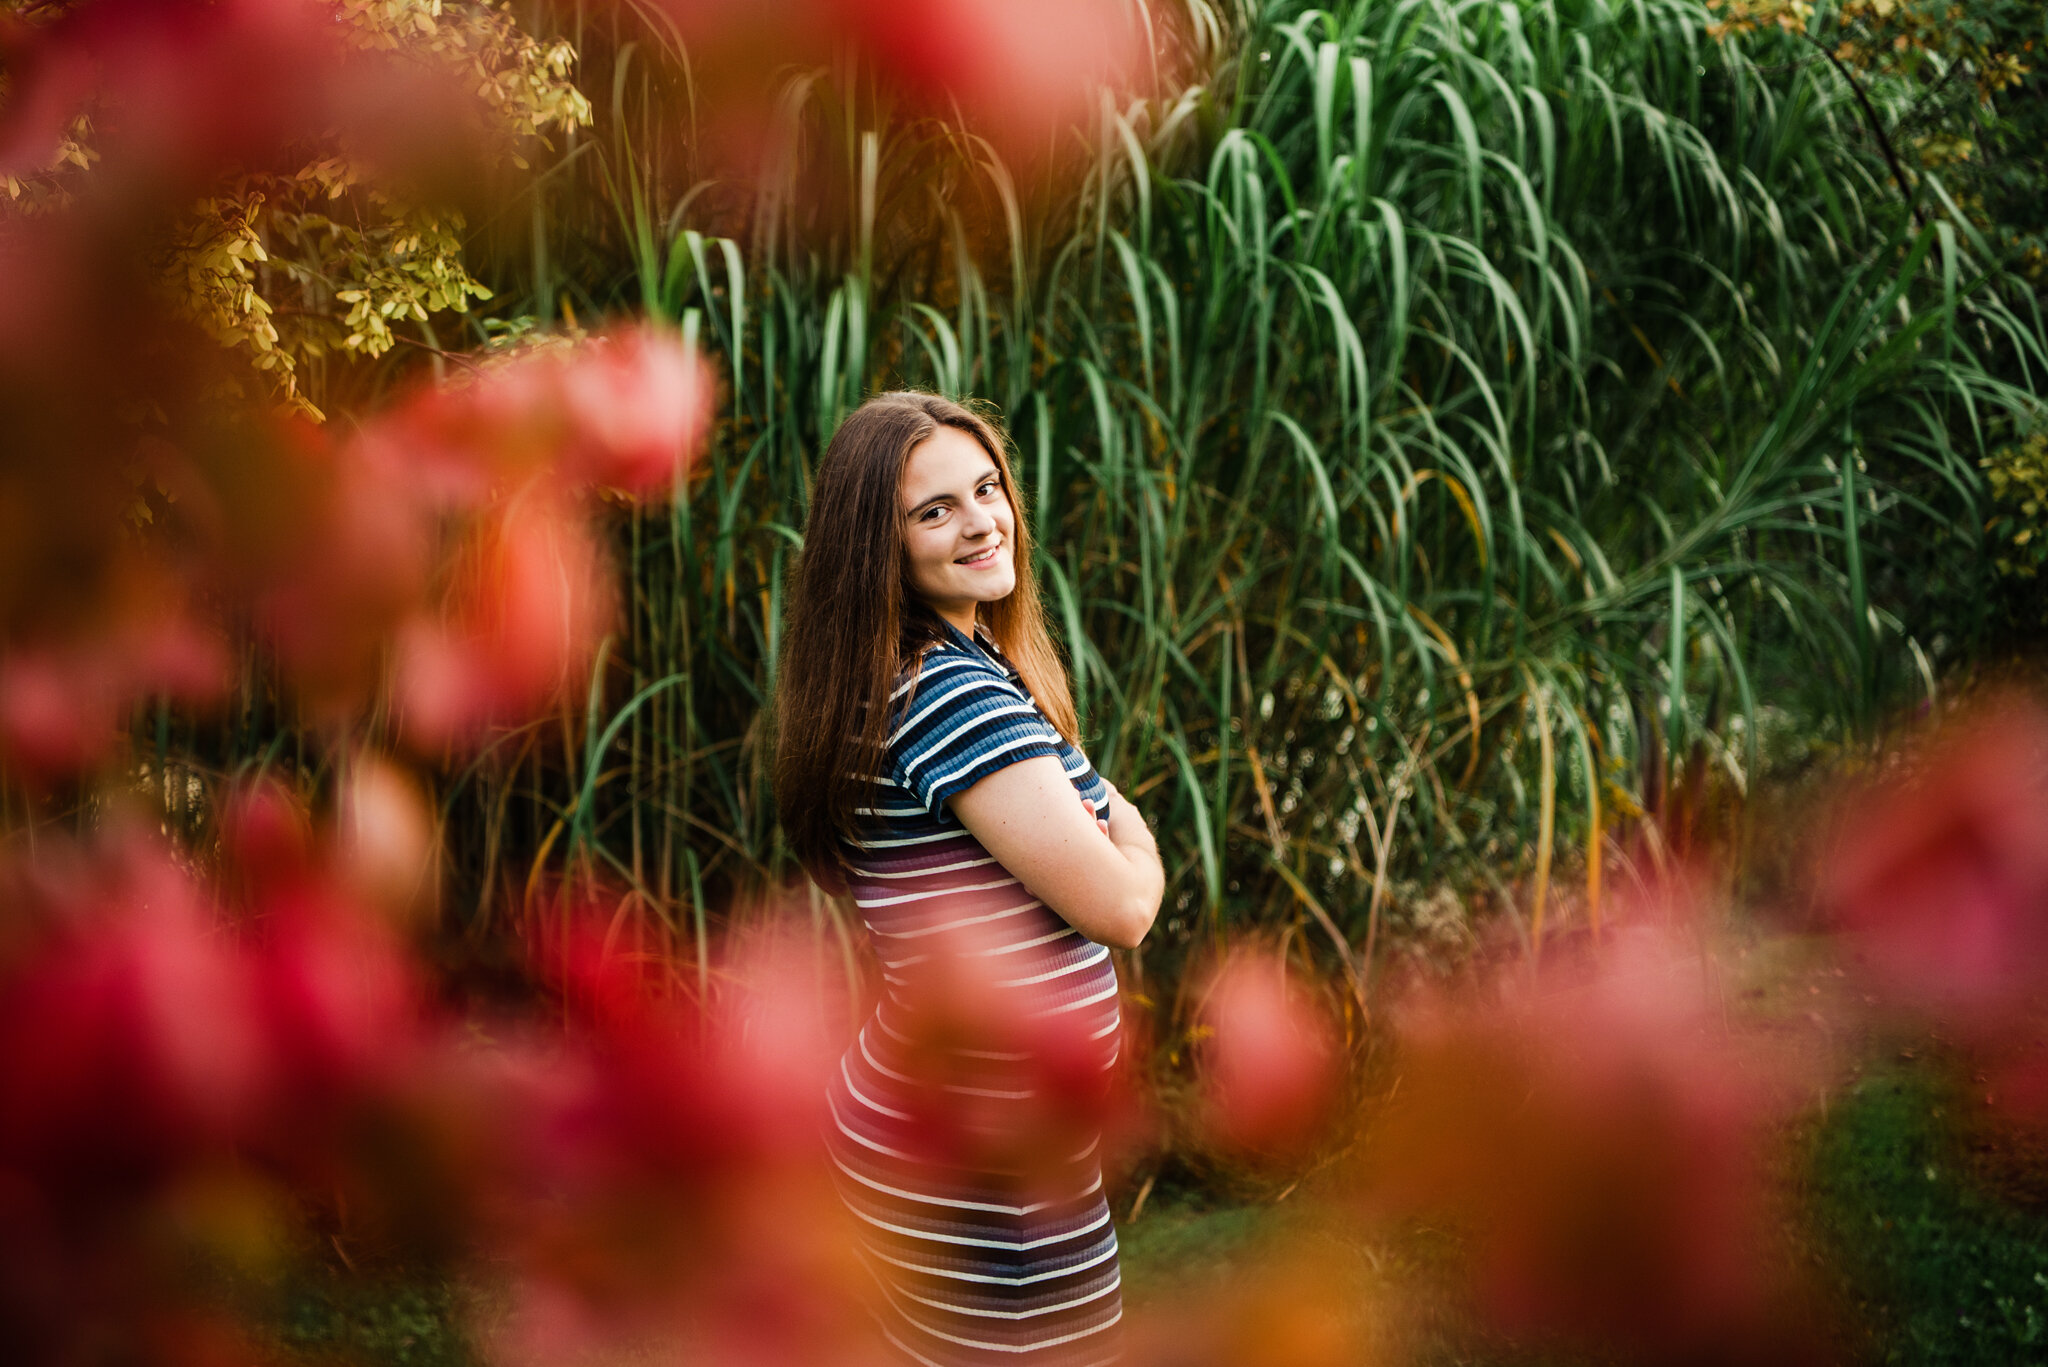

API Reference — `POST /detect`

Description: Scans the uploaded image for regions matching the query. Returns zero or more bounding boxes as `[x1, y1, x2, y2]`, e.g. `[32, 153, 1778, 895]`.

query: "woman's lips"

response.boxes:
[956, 542, 1003, 567]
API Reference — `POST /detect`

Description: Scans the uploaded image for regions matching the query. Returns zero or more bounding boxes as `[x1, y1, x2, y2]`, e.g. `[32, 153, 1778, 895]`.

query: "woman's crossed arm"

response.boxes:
[949, 759, 1163, 950]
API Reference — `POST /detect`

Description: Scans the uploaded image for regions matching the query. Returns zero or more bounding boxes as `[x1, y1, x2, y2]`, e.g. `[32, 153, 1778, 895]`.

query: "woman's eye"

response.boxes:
[977, 481, 999, 498]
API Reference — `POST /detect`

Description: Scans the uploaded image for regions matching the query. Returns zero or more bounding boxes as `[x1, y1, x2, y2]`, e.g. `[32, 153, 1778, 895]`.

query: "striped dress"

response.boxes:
[826, 620, 1124, 1366]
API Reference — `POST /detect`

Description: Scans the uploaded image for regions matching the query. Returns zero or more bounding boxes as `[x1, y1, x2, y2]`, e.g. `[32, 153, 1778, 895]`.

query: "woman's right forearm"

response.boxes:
[1105, 798, 1164, 945]
[1109, 808, 1158, 861]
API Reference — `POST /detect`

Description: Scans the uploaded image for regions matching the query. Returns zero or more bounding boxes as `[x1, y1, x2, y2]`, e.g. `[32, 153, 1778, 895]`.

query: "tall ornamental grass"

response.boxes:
[176, 0, 2045, 985]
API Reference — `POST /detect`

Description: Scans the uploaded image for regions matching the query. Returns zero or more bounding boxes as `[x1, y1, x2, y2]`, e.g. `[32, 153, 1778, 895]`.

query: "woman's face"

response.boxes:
[899, 425, 1017, 632]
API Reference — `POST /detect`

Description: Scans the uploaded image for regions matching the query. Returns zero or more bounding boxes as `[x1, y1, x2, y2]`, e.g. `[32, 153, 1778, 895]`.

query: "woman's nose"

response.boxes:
[960, 503, 996, 537]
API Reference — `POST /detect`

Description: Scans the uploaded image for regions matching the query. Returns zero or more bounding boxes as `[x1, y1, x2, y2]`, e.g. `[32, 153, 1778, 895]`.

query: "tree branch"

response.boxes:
[1808, 33, 1928, 232]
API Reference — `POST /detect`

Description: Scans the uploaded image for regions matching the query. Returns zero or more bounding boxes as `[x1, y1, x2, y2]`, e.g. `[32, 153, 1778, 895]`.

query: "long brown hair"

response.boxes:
[774, 392, 1077, 879]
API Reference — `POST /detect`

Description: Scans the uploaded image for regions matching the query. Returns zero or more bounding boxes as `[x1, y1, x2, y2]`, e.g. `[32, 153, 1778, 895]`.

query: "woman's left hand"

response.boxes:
[1081, 792, 1110, 836]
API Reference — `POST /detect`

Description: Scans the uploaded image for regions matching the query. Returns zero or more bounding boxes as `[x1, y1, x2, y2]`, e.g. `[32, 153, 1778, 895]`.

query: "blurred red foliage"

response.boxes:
[552, 328, 719, 494]
[831, 0, 1139, 148]
[361, 328, 718, 504]
[0, 610, 224, 788]
[1364, 929, 1811, 1363]
[0, 827, 885, 1364]
[0, 5, 771, 1356]
[1193, 949, 1341, 1160]
[1123, 1248, 1365, 1367]
[0, 0, 505, 201]
[478, 915, 879, 1366]
[0, 314, 711, 773]
[247, 419, 439, 719]
[232, 326, 716, 752]
[0, 822, 437, 1360]
[0, 0, 344, 188]
[0, 0, 716, 782]
[853, 922, 1132, 1191]
[1821, 693, 2048, 1031]
[639, 0, 1138, 165]
[392, 489, 614, 749]
[0, 837, 262, 1197]
[334, 752, 440, 922]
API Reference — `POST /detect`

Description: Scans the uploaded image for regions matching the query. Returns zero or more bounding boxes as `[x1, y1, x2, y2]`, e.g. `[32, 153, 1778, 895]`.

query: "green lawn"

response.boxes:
[1807, 1065, 2048, 1365]
[1119, 1197, 1279, 1303]
[270, 1274, 474, 1367]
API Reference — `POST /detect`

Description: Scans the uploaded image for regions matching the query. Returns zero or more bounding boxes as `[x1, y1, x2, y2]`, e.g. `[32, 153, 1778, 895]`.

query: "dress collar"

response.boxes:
[935, 615, 985, 651]
[933, 617, 1016, 677]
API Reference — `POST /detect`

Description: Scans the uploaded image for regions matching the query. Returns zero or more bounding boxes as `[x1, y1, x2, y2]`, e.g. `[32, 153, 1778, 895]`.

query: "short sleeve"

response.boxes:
[888, 653, 1065, 816]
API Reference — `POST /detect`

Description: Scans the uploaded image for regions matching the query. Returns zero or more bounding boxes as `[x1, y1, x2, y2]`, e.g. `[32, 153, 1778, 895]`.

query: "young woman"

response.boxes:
[775, 391, 1164, 1366]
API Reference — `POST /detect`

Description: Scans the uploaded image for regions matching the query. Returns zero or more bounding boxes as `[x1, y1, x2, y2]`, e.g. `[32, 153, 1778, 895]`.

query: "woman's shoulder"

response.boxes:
[890, 637, 1025, 729]
[885, 642, 1069, 810]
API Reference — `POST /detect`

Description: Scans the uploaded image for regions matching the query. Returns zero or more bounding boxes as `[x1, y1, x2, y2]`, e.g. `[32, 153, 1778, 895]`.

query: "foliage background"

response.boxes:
[21, 0, 2044, 991]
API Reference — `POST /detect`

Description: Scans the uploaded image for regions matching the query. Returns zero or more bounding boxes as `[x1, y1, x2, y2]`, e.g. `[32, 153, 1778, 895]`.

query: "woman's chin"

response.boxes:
[924, 564, 1016, 613]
